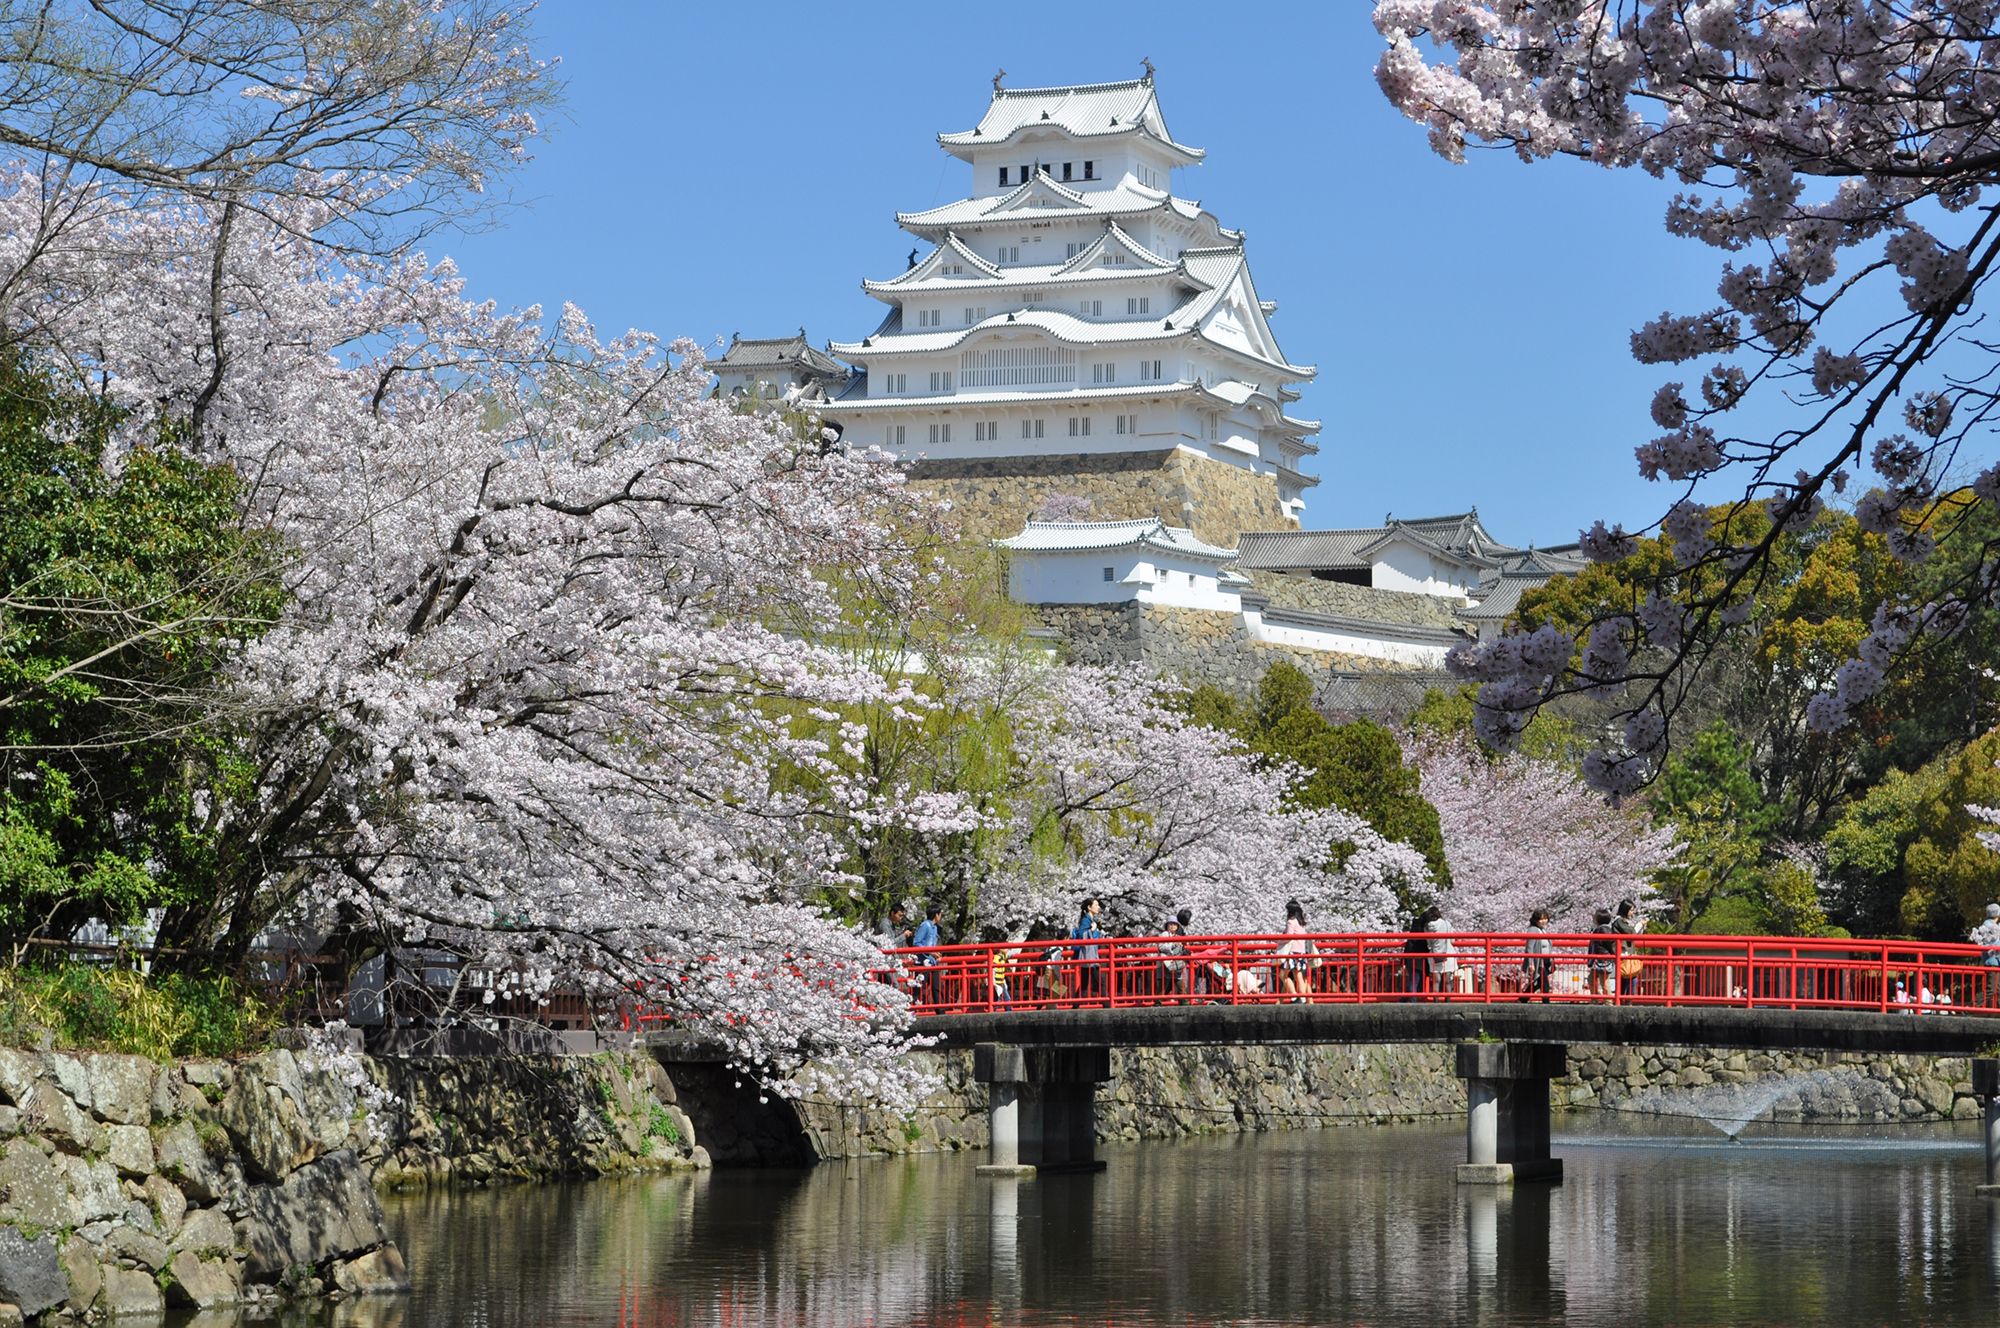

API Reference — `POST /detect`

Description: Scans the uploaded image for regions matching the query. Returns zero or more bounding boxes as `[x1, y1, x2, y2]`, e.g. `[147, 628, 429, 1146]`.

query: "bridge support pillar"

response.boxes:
[1975, 1059, 1999, 1196]
[1455, 1042, 1565, 1186]
[973, 1043, 1111, 1175]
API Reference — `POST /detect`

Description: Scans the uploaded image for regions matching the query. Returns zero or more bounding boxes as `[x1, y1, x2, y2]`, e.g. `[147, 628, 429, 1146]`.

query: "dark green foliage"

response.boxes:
[1649, 722, 1780, 929]
[0, 356, 283, 947]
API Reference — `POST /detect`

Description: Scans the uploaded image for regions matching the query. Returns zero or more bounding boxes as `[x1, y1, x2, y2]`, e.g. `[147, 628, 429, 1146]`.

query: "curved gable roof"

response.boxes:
[997, 517, 1237, 563]
[939, 78, 1204, 164]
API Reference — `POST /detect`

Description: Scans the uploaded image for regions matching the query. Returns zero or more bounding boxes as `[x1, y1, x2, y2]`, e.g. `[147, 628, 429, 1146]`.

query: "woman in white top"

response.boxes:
[1430, 913, 1465, 994]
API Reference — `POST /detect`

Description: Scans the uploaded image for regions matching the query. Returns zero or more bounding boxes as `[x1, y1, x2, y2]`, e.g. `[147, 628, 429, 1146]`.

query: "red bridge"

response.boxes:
[885, 929, 2000, 1017]
[876, 930, 2000, 1187]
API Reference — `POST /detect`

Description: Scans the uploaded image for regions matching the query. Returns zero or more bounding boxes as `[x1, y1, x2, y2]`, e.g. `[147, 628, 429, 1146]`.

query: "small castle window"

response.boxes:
[1062, 162, 1073, 181]
[1102, 567, 1114, 582]
[1084, 161, 1095, 179]
[998, 166, 1009, 186]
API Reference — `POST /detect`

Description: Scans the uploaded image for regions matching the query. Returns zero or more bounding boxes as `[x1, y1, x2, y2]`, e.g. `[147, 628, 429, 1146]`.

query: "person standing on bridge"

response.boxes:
[1522, 909, 1553, 1002]
[876, 902, 912, 950]
[1278, 899, 1313, 1002]
[1613, 898, 1644, 996]
[1429, 911, 1465, 995]
[1973, 902, 2000, 1005]
[911, 905, 943, 1007]
[1404, 907, 1438, 998]
[1159, 915, 1189, 999]
[1587, 908, 1616, 998]
[1071, 898, 1105, 1005]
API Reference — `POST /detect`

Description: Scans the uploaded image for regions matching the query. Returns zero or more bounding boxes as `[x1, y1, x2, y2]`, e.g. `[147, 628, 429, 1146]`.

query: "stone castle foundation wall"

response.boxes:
[908, 447, 1294, 547]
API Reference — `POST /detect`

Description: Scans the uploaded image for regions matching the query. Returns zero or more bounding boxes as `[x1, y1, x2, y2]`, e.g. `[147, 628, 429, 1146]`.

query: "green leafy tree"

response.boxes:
[1649, 722, 1780, 930]
[1895, 728, 2000, 939]
[1821, 763, 1952, 936]
[0, 357, 282, 947]
[1515, 501, 2000, 838]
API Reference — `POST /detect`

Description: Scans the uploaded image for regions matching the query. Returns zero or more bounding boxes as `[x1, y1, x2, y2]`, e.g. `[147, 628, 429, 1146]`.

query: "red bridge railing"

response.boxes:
[877, 931, 2000, 1018]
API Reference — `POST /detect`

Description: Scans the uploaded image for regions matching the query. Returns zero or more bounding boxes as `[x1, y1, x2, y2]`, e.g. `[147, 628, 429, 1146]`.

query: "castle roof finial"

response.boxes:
[993, 68, 1006, 93]
[1141, 56, 1155, 81]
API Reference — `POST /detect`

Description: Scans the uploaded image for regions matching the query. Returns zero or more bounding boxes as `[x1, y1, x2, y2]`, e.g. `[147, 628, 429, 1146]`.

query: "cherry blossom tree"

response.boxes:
[1374, 1, 2000, 790]
[1406, 732, 1678, 932]
[0, 162, 962, 1108]
[975, 666, 1423, 937]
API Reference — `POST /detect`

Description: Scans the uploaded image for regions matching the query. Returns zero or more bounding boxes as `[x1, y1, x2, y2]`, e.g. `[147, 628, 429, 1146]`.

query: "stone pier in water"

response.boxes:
[1455, 1042, 1565, 1186]
[973, 1043, 1112, 1176]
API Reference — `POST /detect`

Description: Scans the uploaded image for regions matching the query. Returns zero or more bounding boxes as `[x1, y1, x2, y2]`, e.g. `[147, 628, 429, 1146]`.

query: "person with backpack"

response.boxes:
[1612, 897, 1644, 996]
[1587, 907, 1616, 998]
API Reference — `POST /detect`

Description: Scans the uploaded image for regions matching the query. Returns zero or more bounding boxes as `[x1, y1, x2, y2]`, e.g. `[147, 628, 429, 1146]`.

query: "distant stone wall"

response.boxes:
[1031, 603, 1142, 666]
[1031, 601, 1418, 695]
[369, 1052, 704, 1187]
[781, 1042, 1988, 1164]
[1557, 1045, 1985, 1123]
[907, 447, 1294, 546]
[1138, 604, 1400, 694]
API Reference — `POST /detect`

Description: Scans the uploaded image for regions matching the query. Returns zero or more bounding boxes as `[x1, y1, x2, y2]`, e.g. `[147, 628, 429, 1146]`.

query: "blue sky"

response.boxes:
[441, 2, 1775, 545]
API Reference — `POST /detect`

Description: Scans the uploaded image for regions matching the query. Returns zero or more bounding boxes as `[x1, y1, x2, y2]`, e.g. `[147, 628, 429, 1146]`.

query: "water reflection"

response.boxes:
[193, 1119, 2000, 1326]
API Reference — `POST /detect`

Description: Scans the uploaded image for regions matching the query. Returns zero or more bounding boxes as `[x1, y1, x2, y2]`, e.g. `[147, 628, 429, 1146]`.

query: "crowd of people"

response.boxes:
[872, 896, 2000, 1011]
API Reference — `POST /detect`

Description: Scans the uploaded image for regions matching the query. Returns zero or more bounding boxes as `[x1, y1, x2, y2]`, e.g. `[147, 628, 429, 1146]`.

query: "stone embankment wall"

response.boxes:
[369, 1052, 705, 1187]
[0, 1048, 698, 1323]
[781, 1042, 1992, 1162]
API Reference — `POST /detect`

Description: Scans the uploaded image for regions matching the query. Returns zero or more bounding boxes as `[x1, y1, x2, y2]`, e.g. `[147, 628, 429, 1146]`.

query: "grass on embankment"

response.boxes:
[0, 962, 277, 1060]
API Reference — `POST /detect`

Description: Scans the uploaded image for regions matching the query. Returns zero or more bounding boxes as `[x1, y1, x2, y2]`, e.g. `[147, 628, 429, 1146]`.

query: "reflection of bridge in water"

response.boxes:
[880, 931, 2000, 1189]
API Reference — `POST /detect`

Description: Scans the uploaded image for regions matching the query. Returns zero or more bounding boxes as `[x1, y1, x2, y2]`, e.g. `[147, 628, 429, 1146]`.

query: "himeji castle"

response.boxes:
[818, 71, 1317, 546]
[712, 71, 1584, 709]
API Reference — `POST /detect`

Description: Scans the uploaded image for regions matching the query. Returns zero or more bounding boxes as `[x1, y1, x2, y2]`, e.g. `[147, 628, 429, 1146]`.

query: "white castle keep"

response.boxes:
[707, 72, 1582, 706]
[821, 71, 1318, 528]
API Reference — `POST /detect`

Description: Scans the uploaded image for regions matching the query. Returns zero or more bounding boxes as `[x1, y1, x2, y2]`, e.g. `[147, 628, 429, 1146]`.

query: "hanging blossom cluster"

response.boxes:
[973, 667, 1422, 937]
[1405, 734, 1678, 932]
[1376, 0, 2000, 784]
[298, 1024, 401, 1145]
[0, 163, 957, 1110]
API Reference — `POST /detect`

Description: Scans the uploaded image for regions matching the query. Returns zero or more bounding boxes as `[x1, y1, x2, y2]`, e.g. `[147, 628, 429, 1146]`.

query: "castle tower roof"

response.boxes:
[939, 76, 1204, 164]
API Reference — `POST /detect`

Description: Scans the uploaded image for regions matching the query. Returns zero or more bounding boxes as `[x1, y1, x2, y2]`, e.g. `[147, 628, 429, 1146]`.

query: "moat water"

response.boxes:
[240, 1117, 1995, 1326]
